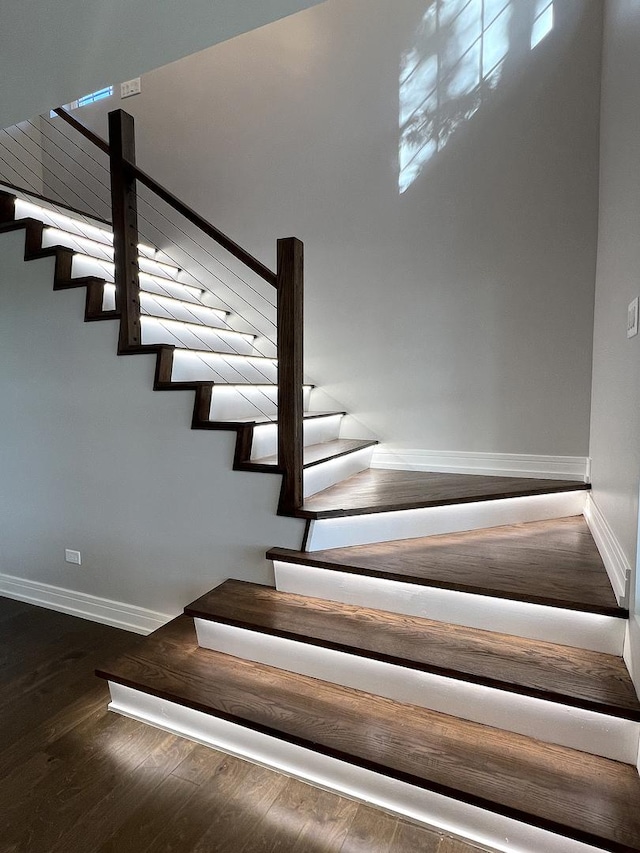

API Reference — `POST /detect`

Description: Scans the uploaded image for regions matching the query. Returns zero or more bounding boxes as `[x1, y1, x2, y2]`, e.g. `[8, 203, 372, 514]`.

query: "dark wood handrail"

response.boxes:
[53, 108, 277, 288]
[127, 162, 277, 288]
[53, 107, 111, 155]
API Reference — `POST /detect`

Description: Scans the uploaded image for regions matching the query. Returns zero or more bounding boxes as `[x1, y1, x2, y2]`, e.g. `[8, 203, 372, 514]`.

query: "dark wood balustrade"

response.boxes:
[54, 106, 304, 513]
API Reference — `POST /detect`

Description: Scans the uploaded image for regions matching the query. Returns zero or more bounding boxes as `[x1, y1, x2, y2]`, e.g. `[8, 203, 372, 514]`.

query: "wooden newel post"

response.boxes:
[108, 109, 141, 352]
[277, 237, 304, 513]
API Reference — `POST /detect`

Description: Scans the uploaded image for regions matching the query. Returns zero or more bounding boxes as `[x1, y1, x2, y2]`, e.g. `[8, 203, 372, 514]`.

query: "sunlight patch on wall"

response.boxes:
[399, 0, 554, 194]
[531, 0, 554, 49]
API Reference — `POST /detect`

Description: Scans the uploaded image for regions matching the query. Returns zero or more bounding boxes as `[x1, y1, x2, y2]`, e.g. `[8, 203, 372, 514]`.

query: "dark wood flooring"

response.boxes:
[269, 516, 624, 615]
[186, 579, 640, 719]
[295, 469, 589, 518]
[0, 595, 494, 853]
[98, 615, 640, 853]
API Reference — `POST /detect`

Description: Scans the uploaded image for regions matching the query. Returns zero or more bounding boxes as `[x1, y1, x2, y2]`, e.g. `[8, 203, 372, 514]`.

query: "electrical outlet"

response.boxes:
[120, 78, 141, 99]
[65, 549, 82, 566]
[627, 297, 638, 339]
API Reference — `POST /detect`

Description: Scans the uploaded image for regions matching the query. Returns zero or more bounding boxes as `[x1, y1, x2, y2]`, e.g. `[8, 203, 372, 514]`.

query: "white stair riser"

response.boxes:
[304, 491, 588, 550]
[102, 281, 210, 314]
[70, 253, 180, 283]
[194, 619, 639, 764]
[140, 317, 255, 355]
[304, 446, 374, 498]
[107, 682, 606, 853]
[171, 350, 277, 385]
[273, 561, 625, 654]
[251, 414, 344, 460]
[138, 294, 230, 330]
[42, 226, 112, 260]
[102, 283, 230, 330]
[15, 199, 112, 245]
[207, 386, 313, 422]
[137, 275, 205, 304]
[71, 253, 115, 282]
[15, 200, 158, 261]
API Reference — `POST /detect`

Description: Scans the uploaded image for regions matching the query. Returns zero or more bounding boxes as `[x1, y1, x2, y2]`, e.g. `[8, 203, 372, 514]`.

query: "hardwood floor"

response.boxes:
[0, 596, 494, 853]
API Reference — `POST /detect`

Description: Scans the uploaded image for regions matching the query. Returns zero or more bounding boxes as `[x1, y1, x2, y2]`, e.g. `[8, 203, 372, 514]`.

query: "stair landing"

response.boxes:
[294, 469, 589, 518]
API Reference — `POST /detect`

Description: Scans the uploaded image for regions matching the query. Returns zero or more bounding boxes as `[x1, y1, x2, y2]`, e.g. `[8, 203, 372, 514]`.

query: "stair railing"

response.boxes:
[54, 106, 304, 513]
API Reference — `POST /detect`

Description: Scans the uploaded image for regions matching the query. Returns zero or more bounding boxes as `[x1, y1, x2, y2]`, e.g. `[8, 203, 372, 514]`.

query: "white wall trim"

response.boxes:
[584, 495, 632, 608]
[0, 572, 174, 634]
[371, 447, 590, 482]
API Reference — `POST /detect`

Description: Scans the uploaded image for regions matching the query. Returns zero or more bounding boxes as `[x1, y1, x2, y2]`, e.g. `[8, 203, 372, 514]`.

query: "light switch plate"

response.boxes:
[121, 78, 141, 99]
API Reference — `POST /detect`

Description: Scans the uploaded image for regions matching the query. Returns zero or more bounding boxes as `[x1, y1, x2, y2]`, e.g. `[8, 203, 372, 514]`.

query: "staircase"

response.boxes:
[1, 181, 640, 853]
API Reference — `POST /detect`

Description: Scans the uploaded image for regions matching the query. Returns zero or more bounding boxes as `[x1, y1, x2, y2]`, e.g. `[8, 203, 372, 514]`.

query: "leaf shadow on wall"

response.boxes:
[399, 0, 554, 194]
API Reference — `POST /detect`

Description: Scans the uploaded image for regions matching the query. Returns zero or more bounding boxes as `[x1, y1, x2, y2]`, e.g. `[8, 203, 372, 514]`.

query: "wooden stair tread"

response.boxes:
[269, 516, 624, 616]
[185, 579, 640, 718]
[293, 468, 589, 518]
[97, 616, 640, 853]
[252, 438, 377, 468]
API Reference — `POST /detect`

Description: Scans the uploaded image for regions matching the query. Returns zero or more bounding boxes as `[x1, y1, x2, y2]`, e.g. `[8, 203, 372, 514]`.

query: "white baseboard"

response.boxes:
[371, 447, 590, 482]
[583, 496, 632, 608]
[0, 572, 174, 634]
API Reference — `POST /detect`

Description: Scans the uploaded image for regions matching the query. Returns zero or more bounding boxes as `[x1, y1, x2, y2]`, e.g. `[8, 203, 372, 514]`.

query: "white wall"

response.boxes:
[0, 0, 325, 129]
[68, 0, 602, 458]
[0, 230, 305, 619]
[590, 0, 640, 691]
